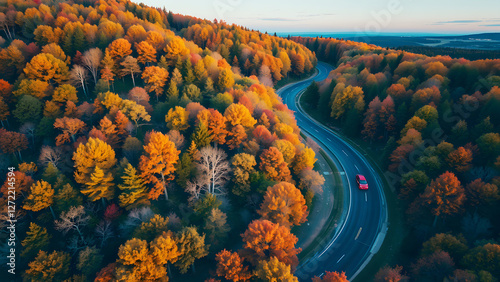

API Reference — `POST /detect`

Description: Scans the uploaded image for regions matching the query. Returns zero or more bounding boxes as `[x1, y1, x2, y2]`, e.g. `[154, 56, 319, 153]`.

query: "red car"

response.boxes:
[356, 174, 368, 190]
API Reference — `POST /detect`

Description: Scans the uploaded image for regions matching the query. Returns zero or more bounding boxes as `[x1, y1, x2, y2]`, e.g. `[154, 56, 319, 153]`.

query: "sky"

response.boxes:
[137, 0, 500, 35]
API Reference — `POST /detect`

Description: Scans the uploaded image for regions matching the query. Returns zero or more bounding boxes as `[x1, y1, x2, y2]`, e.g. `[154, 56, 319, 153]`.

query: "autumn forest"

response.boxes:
[0, 0, 499, 281]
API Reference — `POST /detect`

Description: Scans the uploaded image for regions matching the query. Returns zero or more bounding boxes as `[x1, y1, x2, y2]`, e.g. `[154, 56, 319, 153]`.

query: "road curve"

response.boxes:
[277, 62, 388, 281]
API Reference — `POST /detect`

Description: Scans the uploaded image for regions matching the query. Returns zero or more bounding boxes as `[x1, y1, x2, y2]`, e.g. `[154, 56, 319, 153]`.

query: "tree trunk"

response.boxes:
[167, 263, 172, 279]
[131, 72, 136, 87]
[17, 150, 22, 162]
[49, 206, 56, 220]
[192, 263, 196, 273]
[433, 214, 439, 227]
[162, 173, 168, 201]
[101, 197, 106, 209]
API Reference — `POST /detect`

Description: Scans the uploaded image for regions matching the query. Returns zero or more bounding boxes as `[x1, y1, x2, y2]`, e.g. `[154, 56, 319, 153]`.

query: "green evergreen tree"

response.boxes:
[175, 153, 195, 188]
[191, 122, 212, 148]
[21, 222, 51, 259]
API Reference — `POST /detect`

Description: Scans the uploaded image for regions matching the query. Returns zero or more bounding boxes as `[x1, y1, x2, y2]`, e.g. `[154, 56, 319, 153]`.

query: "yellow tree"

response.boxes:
[23, 180, 55, 218]
[217, 68, 235, 90]
[165, 106, 189, 131]
[139, 131, 180, 200]
[52, 84, 78, 104]
[118, 163, 150, 209]
[258, 182, 308, 227]
[23, 53, 69, 84]
[231, 153, 256, 197]
[120, 99, 151, 131]
[164, 37, 189, 61]
[292, 147, 317, 174]
[73, 138, 117, 188]
[142, 66, 169, 102]
[116, 234, 180, 281]
[272, 139, 296, 164]
[83, 166, 115, 204]
[331, 84, 364, 120]
[25, 250, 70, 281]
[175, 227, 209, 274]
[224, 103, 257, 128]
[254, 257, 298, 282]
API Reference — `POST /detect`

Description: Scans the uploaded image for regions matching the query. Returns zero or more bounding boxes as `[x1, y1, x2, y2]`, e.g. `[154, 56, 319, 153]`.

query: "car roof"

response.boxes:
[357, 174, 366, 180]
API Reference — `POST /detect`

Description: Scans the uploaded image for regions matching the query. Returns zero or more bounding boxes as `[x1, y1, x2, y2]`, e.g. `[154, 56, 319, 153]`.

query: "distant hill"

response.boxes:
[343, 33, 500, 51]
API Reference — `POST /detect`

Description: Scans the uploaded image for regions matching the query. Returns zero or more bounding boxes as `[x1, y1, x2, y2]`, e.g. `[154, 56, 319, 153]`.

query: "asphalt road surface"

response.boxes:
[277, 62, 388, 281]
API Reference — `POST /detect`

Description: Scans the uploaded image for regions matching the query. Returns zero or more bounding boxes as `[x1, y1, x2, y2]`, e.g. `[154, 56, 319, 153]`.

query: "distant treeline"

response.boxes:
[396, 45, 500, 60]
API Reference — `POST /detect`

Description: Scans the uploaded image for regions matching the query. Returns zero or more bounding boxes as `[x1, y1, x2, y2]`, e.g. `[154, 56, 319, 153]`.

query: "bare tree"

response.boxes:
[0, 13, 12, 40]
[70, 65, 89, 98]
[197, 146, 231, 196]
[55, 205, 90, 242]
[39, 146, 63, 168]
[167, 129, 185, 149]
[95, 220, 114, 248]
[19, 122, 35, 145]
[185, 177, 209, 204]
[119, 206, 154, 234]
[299, 168, 325, 195]
[82, 48, 103, 85]
[120, 56, 141, 87]
[67, 235, 88, 255]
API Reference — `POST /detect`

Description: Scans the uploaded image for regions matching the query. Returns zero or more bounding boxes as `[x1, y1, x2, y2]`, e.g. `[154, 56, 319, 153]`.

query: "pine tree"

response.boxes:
[191, 122, 212, 148]
[83, 166, 115, 203]
[175, 153, 195, 188]
[118, 163, 150, 209]
[21, 222, 51, 259]
[188, 141, 200, 161]
[25, 250, 71, 281]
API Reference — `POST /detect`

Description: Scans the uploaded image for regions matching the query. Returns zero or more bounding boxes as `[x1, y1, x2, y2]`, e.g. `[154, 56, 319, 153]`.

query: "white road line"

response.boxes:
[365, 193, 367, 202]
[314, 129, 319, 133]
[355, 227, 362, 240]
[327, 138, 332, 142]
[337, 254, 346, 263]
[354, 164, 359, 171]
[342, 150, 348, 156]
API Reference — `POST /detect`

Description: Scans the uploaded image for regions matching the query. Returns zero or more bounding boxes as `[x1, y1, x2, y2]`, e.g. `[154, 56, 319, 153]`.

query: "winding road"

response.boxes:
[276, 62, 388, 281]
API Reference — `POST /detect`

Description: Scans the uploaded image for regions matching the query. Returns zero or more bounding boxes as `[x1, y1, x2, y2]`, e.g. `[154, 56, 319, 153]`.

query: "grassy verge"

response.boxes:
[295, 134, 344, 262]
[300, 95, 407, 281]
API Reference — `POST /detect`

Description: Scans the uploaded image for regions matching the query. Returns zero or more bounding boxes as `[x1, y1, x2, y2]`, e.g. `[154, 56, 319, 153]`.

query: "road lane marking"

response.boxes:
[355, 227, 362, 240]
[314, 129, 319, 133]
[327, 138, 332, 142]
[354, 164, 359, 171]
[337, 254, 345, 263]
[342, 150, 348, 156]
[365, 193, 367, 202]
